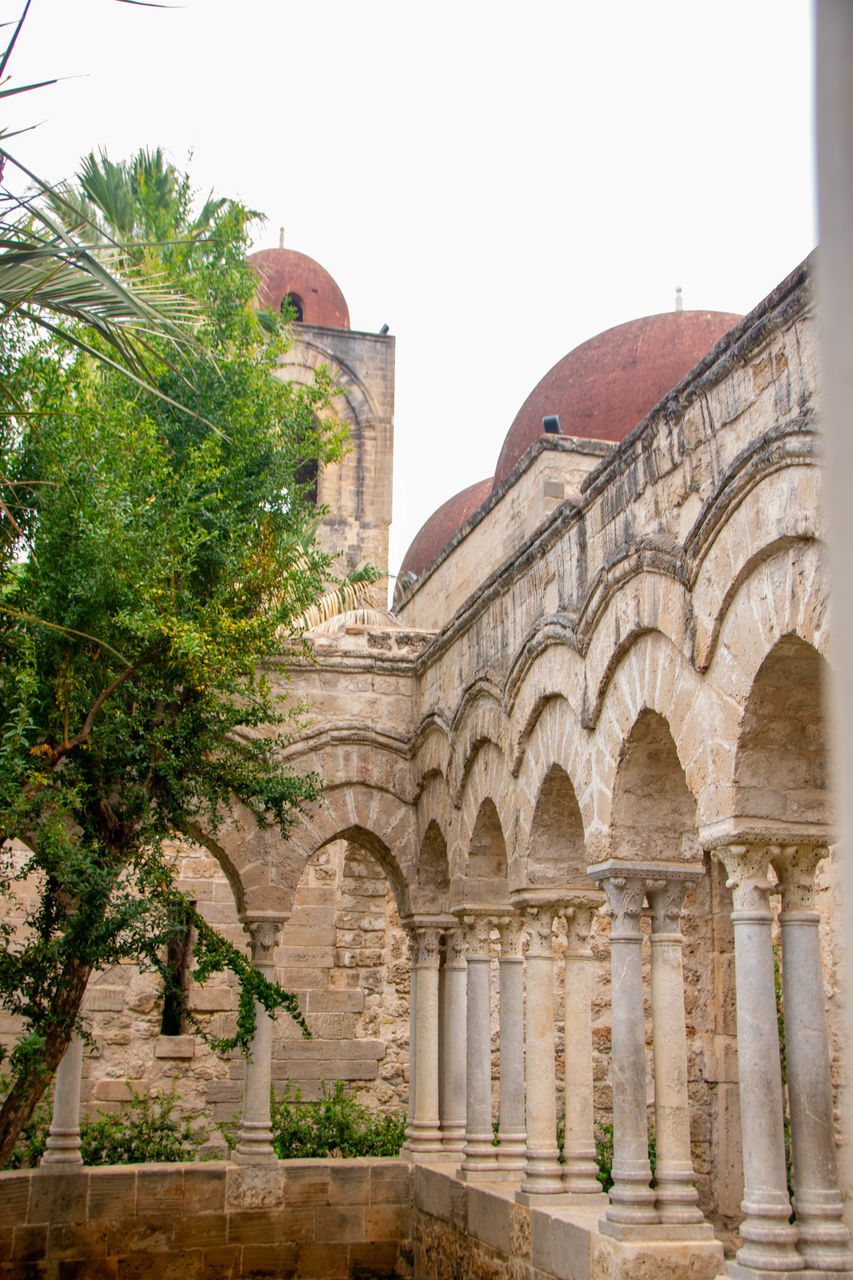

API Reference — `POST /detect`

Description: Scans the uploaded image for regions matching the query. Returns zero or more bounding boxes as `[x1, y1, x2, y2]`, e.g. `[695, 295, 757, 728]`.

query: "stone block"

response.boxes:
[314, 1205, 366, 1243]
[530, 1207, 595, 1280]
[226, 1210, 285, 1246]
[198, 1244, 239, 1279]
[328, 1165, 370, 1206]
[467, 1186, 511, 1253]
[305, 990, 364, 1014]
[93, 1081, 134, 1104]
[182, 1167, 227, 1216]
[239, 1242, 298, 1277]
[370, 1162, 411, 1206]
[279, 1208, 315, 1245]
[29, 1171, 88, 1225]
[106, 1216, 170, 1256]
[57, 1260, 118, 1280]
[135, 1168, 183, 1215]
[294, 1242, 350, 1279]
[47, 1222, 108, 1260]
[364, 1204, 411, 1241]
[350, 1240, 400, 1275]
[82, 988, 126, 1013]
[11, 1223, 47, 1262]
[113, 1253, 168, 1280]
[188, 987, 233, 1013]
[169, 1214, 228, 1251]
[226, 1166, 285, 1210]
[154, 1036, 195, 1060]
[282, 1168, 330, 1208]
[88, 1171, 136, 1221]
[0, 1176, 29, 1228]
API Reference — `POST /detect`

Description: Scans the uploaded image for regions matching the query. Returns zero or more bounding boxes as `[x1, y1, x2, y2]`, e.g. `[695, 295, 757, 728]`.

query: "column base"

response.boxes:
[600, 1219, 715, 1242]
[232, 1121, 278, 1166]
[41, 1131, 83, 1165]
[496, 1133, 526, 1172]
[458, 1164, 514, 1183]
[727, 1265, 853, 1280]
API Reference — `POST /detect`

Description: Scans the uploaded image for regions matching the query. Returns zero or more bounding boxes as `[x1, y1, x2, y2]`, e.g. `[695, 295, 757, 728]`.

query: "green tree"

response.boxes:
[0, 150, 348, 1166]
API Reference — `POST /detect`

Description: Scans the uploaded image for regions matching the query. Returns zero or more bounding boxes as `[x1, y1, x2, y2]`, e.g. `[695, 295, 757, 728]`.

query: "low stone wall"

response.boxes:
[413, 1165, 724, 1280]
[0, 1158, 413, 1279]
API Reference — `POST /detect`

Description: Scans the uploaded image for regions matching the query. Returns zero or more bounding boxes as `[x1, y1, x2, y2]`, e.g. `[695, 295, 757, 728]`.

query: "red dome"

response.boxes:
[394, 477, 493, 606]
[248, 248, 350, 329]
[493, 310, 741, 488]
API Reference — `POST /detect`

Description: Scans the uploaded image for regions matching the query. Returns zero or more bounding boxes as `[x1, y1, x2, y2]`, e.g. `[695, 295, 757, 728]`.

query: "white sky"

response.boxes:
[4, 1, 816, 584]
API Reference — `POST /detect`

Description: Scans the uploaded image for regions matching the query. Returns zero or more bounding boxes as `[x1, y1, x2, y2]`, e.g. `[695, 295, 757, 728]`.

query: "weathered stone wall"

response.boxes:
[0, 1159, 412, 1279]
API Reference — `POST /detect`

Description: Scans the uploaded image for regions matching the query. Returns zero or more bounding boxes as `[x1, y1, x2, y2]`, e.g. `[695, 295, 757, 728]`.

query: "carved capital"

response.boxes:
[414, 926, 442, 967]
[601, 875, 645, 936]
[462, 913, 492, 956]
[713, 843, 776, 914]
[771, 843, 827, 914]
[564, 904, 595, 951]
[444, 927, 466, 967]
[496, 913, 525, 957]
[645, 878, 689, 935]
[524, 904, 555, 955]
[244, 917, 284, 967]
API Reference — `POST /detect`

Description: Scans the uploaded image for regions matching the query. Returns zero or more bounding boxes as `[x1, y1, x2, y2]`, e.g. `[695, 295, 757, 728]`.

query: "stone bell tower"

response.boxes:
[248, 241, 394, 599]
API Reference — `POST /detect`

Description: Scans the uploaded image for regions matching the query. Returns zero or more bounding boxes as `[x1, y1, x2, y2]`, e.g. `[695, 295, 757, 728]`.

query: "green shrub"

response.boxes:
[221, 1080, 406, 1159]
[80, 1087, 207, 1165]
[2, 1083, 207, 1169]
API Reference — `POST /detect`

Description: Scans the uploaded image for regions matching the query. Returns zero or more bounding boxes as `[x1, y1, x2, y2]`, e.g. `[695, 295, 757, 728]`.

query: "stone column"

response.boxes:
[406, 921, 444, 1155]
[561, 896, 606, 1196]
[517, 898, 563, 1200]
[590, 863, 658, 1226]
[496, 913, 526, 1170]
[234, 916, 286, 1165]
[714, 844, 800, 1272]
[459, 911, 500, 1179]
[41, 1032, 84, 1166]
[645, 873, 704, 1225]
[771, 844, 853, 1272]
[440, 928, 467, 1154]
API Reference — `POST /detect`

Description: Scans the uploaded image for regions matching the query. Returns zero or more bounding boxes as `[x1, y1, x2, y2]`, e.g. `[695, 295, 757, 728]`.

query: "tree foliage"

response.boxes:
[0, 149, 347, 1165]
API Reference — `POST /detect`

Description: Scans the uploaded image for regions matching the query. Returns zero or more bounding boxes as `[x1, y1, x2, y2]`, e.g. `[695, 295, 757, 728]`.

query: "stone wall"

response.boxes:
[0, 1159, 412, 1280]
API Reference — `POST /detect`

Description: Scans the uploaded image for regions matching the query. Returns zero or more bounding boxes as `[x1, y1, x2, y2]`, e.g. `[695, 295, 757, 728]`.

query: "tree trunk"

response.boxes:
[0, 955, 91, 1168]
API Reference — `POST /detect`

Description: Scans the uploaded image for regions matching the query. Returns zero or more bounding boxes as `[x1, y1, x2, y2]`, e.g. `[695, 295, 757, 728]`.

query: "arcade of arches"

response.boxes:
[23, 256, 853, 1280]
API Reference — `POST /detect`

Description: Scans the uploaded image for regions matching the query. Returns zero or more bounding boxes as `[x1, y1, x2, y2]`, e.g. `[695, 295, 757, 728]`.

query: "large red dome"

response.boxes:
[394, 477, 493, 606]
[493, 310, 741, 488]
[248, 247, 350, 329]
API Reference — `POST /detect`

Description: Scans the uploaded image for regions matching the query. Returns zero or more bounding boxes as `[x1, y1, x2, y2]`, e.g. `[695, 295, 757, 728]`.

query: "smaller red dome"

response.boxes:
[493, 310, 741, 489]
[248, 248, 350, 329]
[394, 477, 493, 607]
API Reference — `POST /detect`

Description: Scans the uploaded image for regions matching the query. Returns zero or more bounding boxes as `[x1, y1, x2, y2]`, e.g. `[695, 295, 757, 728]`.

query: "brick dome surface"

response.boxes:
[248, 247, 350, 329]
[493, 310, 741, 488]
[394, 477, 493, 606]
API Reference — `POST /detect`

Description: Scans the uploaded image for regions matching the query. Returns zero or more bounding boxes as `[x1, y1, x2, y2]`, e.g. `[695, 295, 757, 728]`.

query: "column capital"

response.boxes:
[520, 903, 555, 955]
[770, 843, 828, 915]
[588, 862, 645, 937]
[453, 906, 493, 954]
[495, 912, 525, 957]
[711, 843, 777, 914]
[241, 915, 287, 966]
[644, 878, 693, 935]
[443, 926, 467, 967]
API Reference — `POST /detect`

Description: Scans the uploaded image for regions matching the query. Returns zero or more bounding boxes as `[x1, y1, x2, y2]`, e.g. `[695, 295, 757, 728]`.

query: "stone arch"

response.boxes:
[285, 783, 416, 918]
[519, 764, 587, 891]
[413, 717, 452, 788]
[608, 709, 700, 863]
[448, 686, 508, 805]
[413, 819, 451, 914]
[451, 741, 514, 901]
[457, 798, 509, 908]
[506, 640, 585, 774]
[687, 452, 821, 670]
[579, 564, 693, 730]
[514, 695, 594, 878]
[732, 634, 831, 834]
[590, 630, 713, 850]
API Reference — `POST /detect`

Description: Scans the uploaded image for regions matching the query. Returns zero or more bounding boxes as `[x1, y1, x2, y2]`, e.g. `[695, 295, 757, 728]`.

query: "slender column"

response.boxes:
[41, 1033, 84, 1165]
[517, 900, 563, 1199]
[561, 900, 605, 1196]
[440, 928, 467, 1153]
[407, 923, 443, 1154]
[459, 912, 500, 1178]
[771, 844, 853, 1272]
[645, 875, 704, 1225]
[714, 844, 800, 1272]
[590, 864, 658, 1225]
[234, 916, 285, 1164]
[496, 913, 526, 1170]
[406, 929, 417, 1140]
